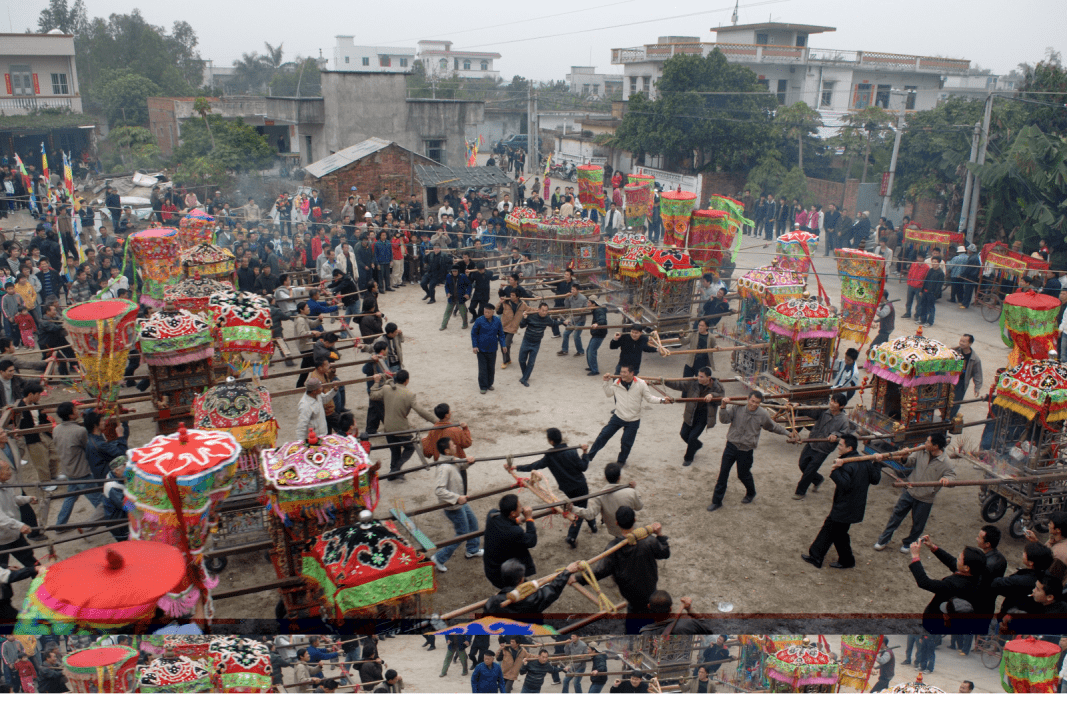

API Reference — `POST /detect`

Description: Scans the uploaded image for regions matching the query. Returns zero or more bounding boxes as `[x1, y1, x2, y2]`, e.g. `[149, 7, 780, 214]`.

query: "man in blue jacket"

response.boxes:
[470, 649, 505, 693]
[373, 232, 394, 291]
[470, 303, 506, 393]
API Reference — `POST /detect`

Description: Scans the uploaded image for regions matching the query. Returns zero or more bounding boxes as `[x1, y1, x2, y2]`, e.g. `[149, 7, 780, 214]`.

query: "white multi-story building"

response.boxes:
[0, 31, 82, 114]
[565, 66, 624, 97]
[939, 73, 1020, 102]
[330, 36, 415, 73]
[611, 22, 972, 119]
[417, 40, 500, 81]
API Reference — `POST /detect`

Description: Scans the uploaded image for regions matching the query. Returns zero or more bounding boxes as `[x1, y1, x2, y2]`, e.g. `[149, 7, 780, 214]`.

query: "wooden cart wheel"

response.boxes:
[980, 493, 1008, 523]
[981, 297, 1002, 323]
[1008, 510, 1028, 539]
[205, 556, 228, 575]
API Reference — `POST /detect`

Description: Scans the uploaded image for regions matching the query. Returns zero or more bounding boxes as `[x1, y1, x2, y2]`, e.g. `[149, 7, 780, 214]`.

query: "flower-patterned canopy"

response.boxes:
[137, 309, 214, 367]
[193, 381, 278, 449]
[618, 243, 653, 278]
[736, 265, 806, 303]
[864, 332, 964, 387]
[766, 299, 838, 339]
[765, 645, 839, 689]
[261, 433, 376, 522]
[642, 248, 702, 281]
[993, 359, 1067, 423]
[180, 243, 234, 280]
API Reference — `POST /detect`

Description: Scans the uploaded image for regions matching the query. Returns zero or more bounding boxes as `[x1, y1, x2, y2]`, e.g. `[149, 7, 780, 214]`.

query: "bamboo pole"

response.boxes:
[838, 445, 925, 464]
[665, 343, 769, 356]
[894, 471, 1067, 488]
[437, 519, 658, 621]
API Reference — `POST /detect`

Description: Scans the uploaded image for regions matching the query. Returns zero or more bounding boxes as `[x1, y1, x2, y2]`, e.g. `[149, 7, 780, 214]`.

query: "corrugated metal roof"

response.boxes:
[414, 164, 513, 187]
[304, 137, 436, 178]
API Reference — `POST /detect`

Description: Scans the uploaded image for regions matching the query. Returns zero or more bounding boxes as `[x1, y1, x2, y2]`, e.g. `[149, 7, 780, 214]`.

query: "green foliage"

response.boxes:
[777, 166, 811, 206]
[98, 126, 161, 172]
[172, 115, 275, 173]
[74, 10, 202, 100]
[1015, 56, 1067, 136]
[91, 70, 161, 127]
[774, 101, 823, 171]
[170, 156, 231, 192]
[0, 111, 91, 130]
[971, 125, 1067, 252]
[269, 59, 322, 97]
[35, 0, 87, 34]
[612, 51, 777, 172]
[744, 152, 787, 195]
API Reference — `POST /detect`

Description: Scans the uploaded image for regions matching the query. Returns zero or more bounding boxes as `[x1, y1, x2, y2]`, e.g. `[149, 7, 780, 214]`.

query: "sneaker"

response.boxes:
[574, 352, 584, 356]
[480, 389, 487, 394]
[431, 556, 448, 573]
[791, 493, 805, 500]
[873, 542, 888, 551]
[900, 545, 911, 553]
[42, 484, 58, 492]
[487, 386, 495, 391]
[519, 379, 529, 387]
[465, 549, 484, 559]
[902, 313, 911, 319]
[557, 351, 568, 356]
[741, 494, 756, 504]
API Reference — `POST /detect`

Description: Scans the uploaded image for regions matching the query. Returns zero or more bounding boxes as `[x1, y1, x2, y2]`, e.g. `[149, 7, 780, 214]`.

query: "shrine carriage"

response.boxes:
[765, 643, 839, 693]
[975, 242, 1050, 323]
[727, 264, 806, 380]
[137, 307, 217, 434]
[853, 330, 964, 474]
[751, 298, 839, 408]
[961, 359, 1067, 538]
[632, 248, 702, 332]
[776, 230, 819, 278]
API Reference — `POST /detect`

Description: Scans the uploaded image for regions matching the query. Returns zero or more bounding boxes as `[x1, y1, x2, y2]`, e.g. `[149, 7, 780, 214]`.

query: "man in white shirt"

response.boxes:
[830, 348, 861, 403]
[603, 205, 623, 237]
[438, 203, 454, 222]
[584, 365, 673, 466]
[296, 377, 336, 440]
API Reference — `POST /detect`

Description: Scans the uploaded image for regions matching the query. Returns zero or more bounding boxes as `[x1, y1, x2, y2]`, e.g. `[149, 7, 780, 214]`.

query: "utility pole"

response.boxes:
[957, 121, 981, 233]
[966, 93, 993, 244]
[879, 91, 909, 220]
[527, 82, 537, 177]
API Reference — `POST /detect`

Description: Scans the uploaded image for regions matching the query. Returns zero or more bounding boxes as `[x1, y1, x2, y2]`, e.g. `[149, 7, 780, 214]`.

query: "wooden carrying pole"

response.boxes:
[437, 520, 657, 621]
[837, 445, 925, 464]
[665, 343, 769, 356]
[894, 471, 1067, 488]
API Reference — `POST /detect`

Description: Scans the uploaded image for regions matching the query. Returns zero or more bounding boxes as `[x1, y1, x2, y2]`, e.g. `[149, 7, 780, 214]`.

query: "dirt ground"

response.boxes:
[2, 211, 1030, 636]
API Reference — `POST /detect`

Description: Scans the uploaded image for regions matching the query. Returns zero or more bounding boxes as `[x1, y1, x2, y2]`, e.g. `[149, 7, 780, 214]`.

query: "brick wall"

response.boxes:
[807, 177, 860, 215]
[697, 171, 747, 206]
[309, 145, 437, 212]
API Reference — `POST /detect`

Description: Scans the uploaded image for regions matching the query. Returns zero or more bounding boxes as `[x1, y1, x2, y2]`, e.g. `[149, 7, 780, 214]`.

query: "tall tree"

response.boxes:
[35, 0, 87, 34]
[91, 70, 161, 126]
[841, 106, 893, 183]
[193, 96, 216, 151]
[262, 42, 285, 71]
[774, 101, 823, 172]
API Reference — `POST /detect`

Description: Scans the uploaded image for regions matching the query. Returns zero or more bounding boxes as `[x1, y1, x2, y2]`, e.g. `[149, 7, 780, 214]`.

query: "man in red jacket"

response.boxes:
[903, 252, 930, 319]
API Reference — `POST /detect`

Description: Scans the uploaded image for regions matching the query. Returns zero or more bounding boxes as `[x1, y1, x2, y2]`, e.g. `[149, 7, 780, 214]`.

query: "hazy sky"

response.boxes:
[9, 0, 1064, 81]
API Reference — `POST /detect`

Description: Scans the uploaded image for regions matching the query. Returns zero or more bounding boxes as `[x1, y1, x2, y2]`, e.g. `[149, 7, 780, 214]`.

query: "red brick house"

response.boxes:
[303, 137, 440, 212]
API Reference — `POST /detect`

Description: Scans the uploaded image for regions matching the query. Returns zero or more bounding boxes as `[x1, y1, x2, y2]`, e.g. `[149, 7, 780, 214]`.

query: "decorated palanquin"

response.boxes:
[577, 164, 606, 211]
[141, 635, 213, 662]
[129, 228, 182, 308]
[177, 208, 215, 250]
[165, 276, 235, 317]
[960, 360, 1067, 535]
[1000, 290, 1061, 368]
[706, 194, 751, 235]
[731, 264, 806, 379]
[659, 190, 697, 248]
[904, 226, 964, 254]
[261, 432, 381, 619]
[124, 427, 242, 618]
[194, 380, 278, 569]
[981, 241, 1049, 280]
[138, 307, 216, 434]
[855, 331, 964, 445]
[755, 298, 838, 404]
[835, 248, 887, 344]
[62, 645, 140, 693]
[1000, 637, 1062, 693]
[623, 179, 653, 229]
[504, 205, 539, 235]
[15, 541, 187, 635]
[884, 673, 945, 693]
[208, 290, 272, 380]
[688, 210, 735, 269]
[208, 637, 272, 693]
[765, 644, 839, 693]
[137, 656, 216, 693]
[639, 248, 701, 322]
[604, 241, 653, 313]
[181, 243, 235, 281]
[301, 516, 436, 622]
[776, 230, 819, 277]
[62, 298, 140, 414]
[837, 635, 884, 692]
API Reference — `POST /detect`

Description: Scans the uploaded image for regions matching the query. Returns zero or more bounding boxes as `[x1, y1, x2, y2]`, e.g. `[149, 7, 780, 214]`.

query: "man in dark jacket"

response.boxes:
[586, 298, 609, 376]
[356, 235, 376, 292]
[37, 303, 74, 375]
[801, 434, 881, 569]
[441, 265, 470, 330]
[468, 262, 496, 319]
[823, 203, 841, 253]
[470, 649, 505, 693]
[484, 559, 577, 615]
[793, 395, 851, 498]
[577, 508, 669, 616]
[517, 303, 563, 387]
[665, 368, 724, 466]
[850, 210, 872, 249]
[327, 270, 361, 316]
[549, 269, 575, 338]
[85, 410, 130, 481]
[37, 650, 68, 693]
[610, 672, 650, 693]
[917, 256, 945, 327]
[519, 649, 564, 693]
[470, 303, 505, 393]
[513, 428, 595, 547]
[989, 542, 1053, 617]
[609, 325, 660, 376]
[587, 645, 609, 694]
[908, 538, 990, 634]
[421, 244, 450, 303]
[483, 494, 538, 588]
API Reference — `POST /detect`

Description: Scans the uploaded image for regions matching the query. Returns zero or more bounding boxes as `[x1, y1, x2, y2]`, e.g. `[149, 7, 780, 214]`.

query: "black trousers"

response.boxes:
[795, 445, 831, 495]
[385, 434, 415, 474]
[476, 350, 496, 390]
[679, 409, 709, 461]
[366, 399, 385, 433]
[469, 297, 490, 319]
[712, 441, 755, 505]
[296, 353, 315, 388]
[0, 534, 37, 570]
[808, 516, 855, 567]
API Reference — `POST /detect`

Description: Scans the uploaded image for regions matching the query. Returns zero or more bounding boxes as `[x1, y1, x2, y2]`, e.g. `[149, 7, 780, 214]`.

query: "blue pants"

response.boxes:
[587, 682, 604, 694]
[587, 414, 641, 465]
[561, 328, 583, 353]
[905, 286, 921, 316]
[518, 339, 541, 383]
[877, 490, 934, 548]
[562, 674, 582, 693]
[905, 634, 920, 662]
[586, 336, 603, 374]
[55, 473, 105, 526]
[916, 638, 937, 671]
[436, 504, 480, 564]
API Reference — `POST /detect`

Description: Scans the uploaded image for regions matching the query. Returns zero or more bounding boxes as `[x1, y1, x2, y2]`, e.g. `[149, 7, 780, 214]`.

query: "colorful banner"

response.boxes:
[659, 190, 696, 248]
[835, 248, 887, 344]
[999, 290, 1060, 367]
[577, 165, 605, 211]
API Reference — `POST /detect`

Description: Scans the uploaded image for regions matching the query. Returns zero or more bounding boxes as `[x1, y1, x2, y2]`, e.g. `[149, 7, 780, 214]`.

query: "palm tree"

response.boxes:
[262, 42, 284, 71]
[842, 106, 893, 183]
[193, 96, 216, 151]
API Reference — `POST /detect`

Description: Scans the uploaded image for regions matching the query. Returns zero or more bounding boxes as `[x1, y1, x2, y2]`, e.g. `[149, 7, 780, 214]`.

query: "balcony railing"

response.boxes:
[0, 96, 76, 113]
[611, 43, 970, 74]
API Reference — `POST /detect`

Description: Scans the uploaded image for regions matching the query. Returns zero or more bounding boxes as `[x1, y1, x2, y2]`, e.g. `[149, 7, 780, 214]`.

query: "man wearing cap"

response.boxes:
[959, 244, 982, 309]
[947, 245, 970, 306]
[296, 377, 336, 440]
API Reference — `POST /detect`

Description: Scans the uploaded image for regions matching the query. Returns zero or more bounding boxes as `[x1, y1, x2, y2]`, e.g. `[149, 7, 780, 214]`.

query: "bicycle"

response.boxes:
[973, 634, 1005, 670]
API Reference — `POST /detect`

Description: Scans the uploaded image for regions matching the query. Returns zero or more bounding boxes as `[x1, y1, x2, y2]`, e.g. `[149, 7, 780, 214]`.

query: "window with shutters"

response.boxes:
[776, 79, 788, 105]
[9, 66, 33, 95]
[380, 56, 391, 67]
[400, 58, 408, 67]
[820, 81, 835, 107]
[756, 33, 769, 45]
[463, 60, 471, 70]
[50, 73, 68, 94]
[425, 139, 445, 164]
